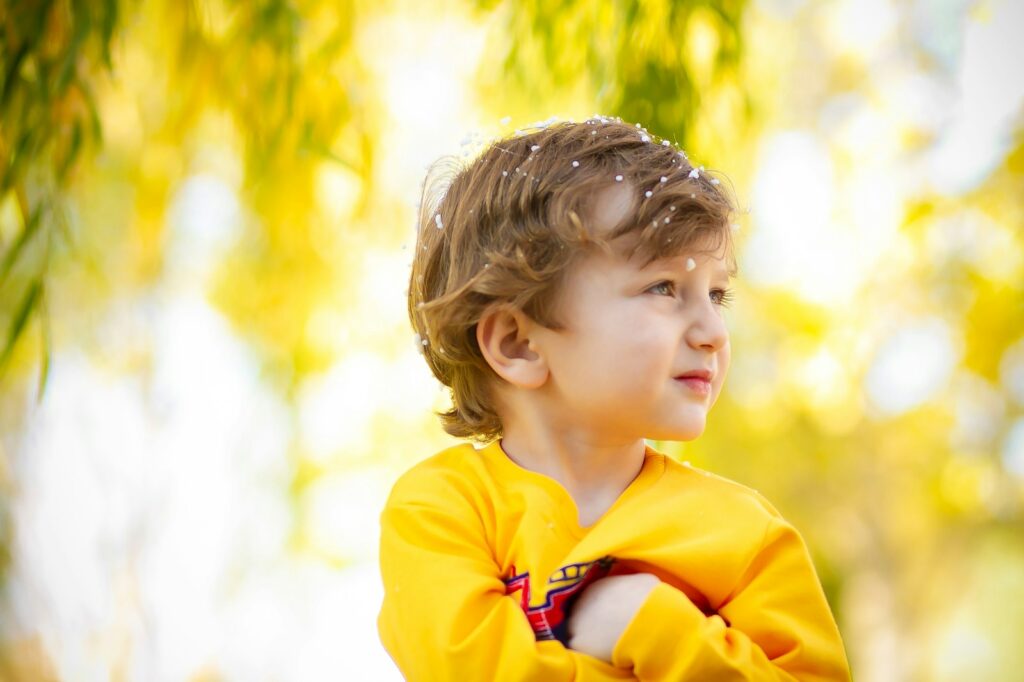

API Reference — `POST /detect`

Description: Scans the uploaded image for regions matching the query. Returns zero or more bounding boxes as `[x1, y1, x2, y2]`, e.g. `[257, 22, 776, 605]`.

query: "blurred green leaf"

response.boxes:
[0, 204, 41, 286]
[0, 279, 42, 375]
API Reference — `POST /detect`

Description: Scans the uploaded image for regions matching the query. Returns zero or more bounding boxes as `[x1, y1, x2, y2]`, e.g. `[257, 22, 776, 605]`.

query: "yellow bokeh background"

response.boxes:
[1, 0, 1023, 679]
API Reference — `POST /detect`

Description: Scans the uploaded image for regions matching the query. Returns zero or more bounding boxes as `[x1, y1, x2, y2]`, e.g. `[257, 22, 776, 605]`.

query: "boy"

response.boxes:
[377, 117, 852, 680]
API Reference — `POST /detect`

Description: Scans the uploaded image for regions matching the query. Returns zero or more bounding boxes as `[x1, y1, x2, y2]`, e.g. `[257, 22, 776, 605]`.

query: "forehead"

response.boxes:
[641, 245, 736, 276]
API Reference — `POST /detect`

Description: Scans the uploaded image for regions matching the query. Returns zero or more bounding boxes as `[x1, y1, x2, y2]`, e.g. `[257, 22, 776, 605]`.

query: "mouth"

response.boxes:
[674, 370, 713, 396]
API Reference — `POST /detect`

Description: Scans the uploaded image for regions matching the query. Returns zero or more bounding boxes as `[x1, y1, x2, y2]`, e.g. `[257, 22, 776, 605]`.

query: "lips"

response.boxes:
[675, 369, 713, 381]
[675, 370, 713, 396]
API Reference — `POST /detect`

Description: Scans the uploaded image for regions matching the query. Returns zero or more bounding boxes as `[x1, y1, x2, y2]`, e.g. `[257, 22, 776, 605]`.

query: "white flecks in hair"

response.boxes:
[416, 302, 425, 310]
[662, 140, 670, 146]
[640, 134, 651, 143]
[670, 205, 676, 211]
[533, 115, 559, 128]
[531, 144, 541, 152]
[660, 176, 668, 183]
[711, 178, 720, 185]
[635, 123, 642, 128]
[686, 257, 696, 271]
[591, 130, 597, 135]
[571, 160, 580, 168]
[663, 217, 670, 223]
[435, 214, 443, 229]
[645, 190, 653, 198]
[502, 170, 508, 177]
[615, 174, 624, 182]
[688, 167, 700, 179]
[500, 116, 512, 125]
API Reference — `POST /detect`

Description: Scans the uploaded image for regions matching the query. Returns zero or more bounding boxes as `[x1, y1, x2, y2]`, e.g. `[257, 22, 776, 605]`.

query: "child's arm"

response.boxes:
[566, 573, 661, 659]
[377, 472, 636, 681]
[593, 513, 852, 681]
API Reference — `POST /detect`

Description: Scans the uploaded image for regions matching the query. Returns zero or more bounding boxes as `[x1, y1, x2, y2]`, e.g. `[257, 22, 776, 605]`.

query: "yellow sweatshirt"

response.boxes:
[377, 440, 852, 681]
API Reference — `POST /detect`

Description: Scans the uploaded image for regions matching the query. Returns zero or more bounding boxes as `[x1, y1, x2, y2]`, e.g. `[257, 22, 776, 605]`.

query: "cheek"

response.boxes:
[713, 341, 731, 394]
[719, 340, 731, 377]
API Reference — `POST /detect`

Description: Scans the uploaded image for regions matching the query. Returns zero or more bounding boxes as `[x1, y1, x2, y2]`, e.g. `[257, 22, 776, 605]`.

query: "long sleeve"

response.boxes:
[610, 513, 852, 681]
[377, 480, 635, 681]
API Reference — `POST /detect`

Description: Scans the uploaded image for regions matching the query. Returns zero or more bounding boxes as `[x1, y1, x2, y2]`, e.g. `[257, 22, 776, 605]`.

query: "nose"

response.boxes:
[684, 299, 729, 352]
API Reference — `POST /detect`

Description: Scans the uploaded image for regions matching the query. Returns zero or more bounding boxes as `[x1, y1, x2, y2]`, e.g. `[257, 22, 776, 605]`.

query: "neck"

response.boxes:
[498, 424, 647, 519]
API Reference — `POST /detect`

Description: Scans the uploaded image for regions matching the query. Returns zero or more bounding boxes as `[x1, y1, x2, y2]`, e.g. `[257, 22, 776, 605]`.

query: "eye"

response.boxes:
[711, 287, 735, 307]
[648, 280, 676, 296]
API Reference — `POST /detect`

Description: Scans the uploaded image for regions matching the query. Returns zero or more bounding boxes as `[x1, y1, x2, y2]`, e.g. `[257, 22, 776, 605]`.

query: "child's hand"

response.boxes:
[566, 572, 660, 664]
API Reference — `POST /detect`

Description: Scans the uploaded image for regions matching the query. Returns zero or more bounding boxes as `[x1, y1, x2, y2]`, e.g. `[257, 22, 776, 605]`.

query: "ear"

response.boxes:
[476, 305, 548, 389]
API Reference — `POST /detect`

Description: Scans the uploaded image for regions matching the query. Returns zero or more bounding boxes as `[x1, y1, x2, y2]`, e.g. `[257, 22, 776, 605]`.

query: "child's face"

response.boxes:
[532, 185, 732, 442]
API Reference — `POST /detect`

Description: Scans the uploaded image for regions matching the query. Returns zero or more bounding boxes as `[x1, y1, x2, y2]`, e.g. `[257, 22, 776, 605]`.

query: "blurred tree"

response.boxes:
[470, 0, 750, 161]
[0, 0, 119, 398]
[1, 0, 376, 399]
[0, 0, 378, 626]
